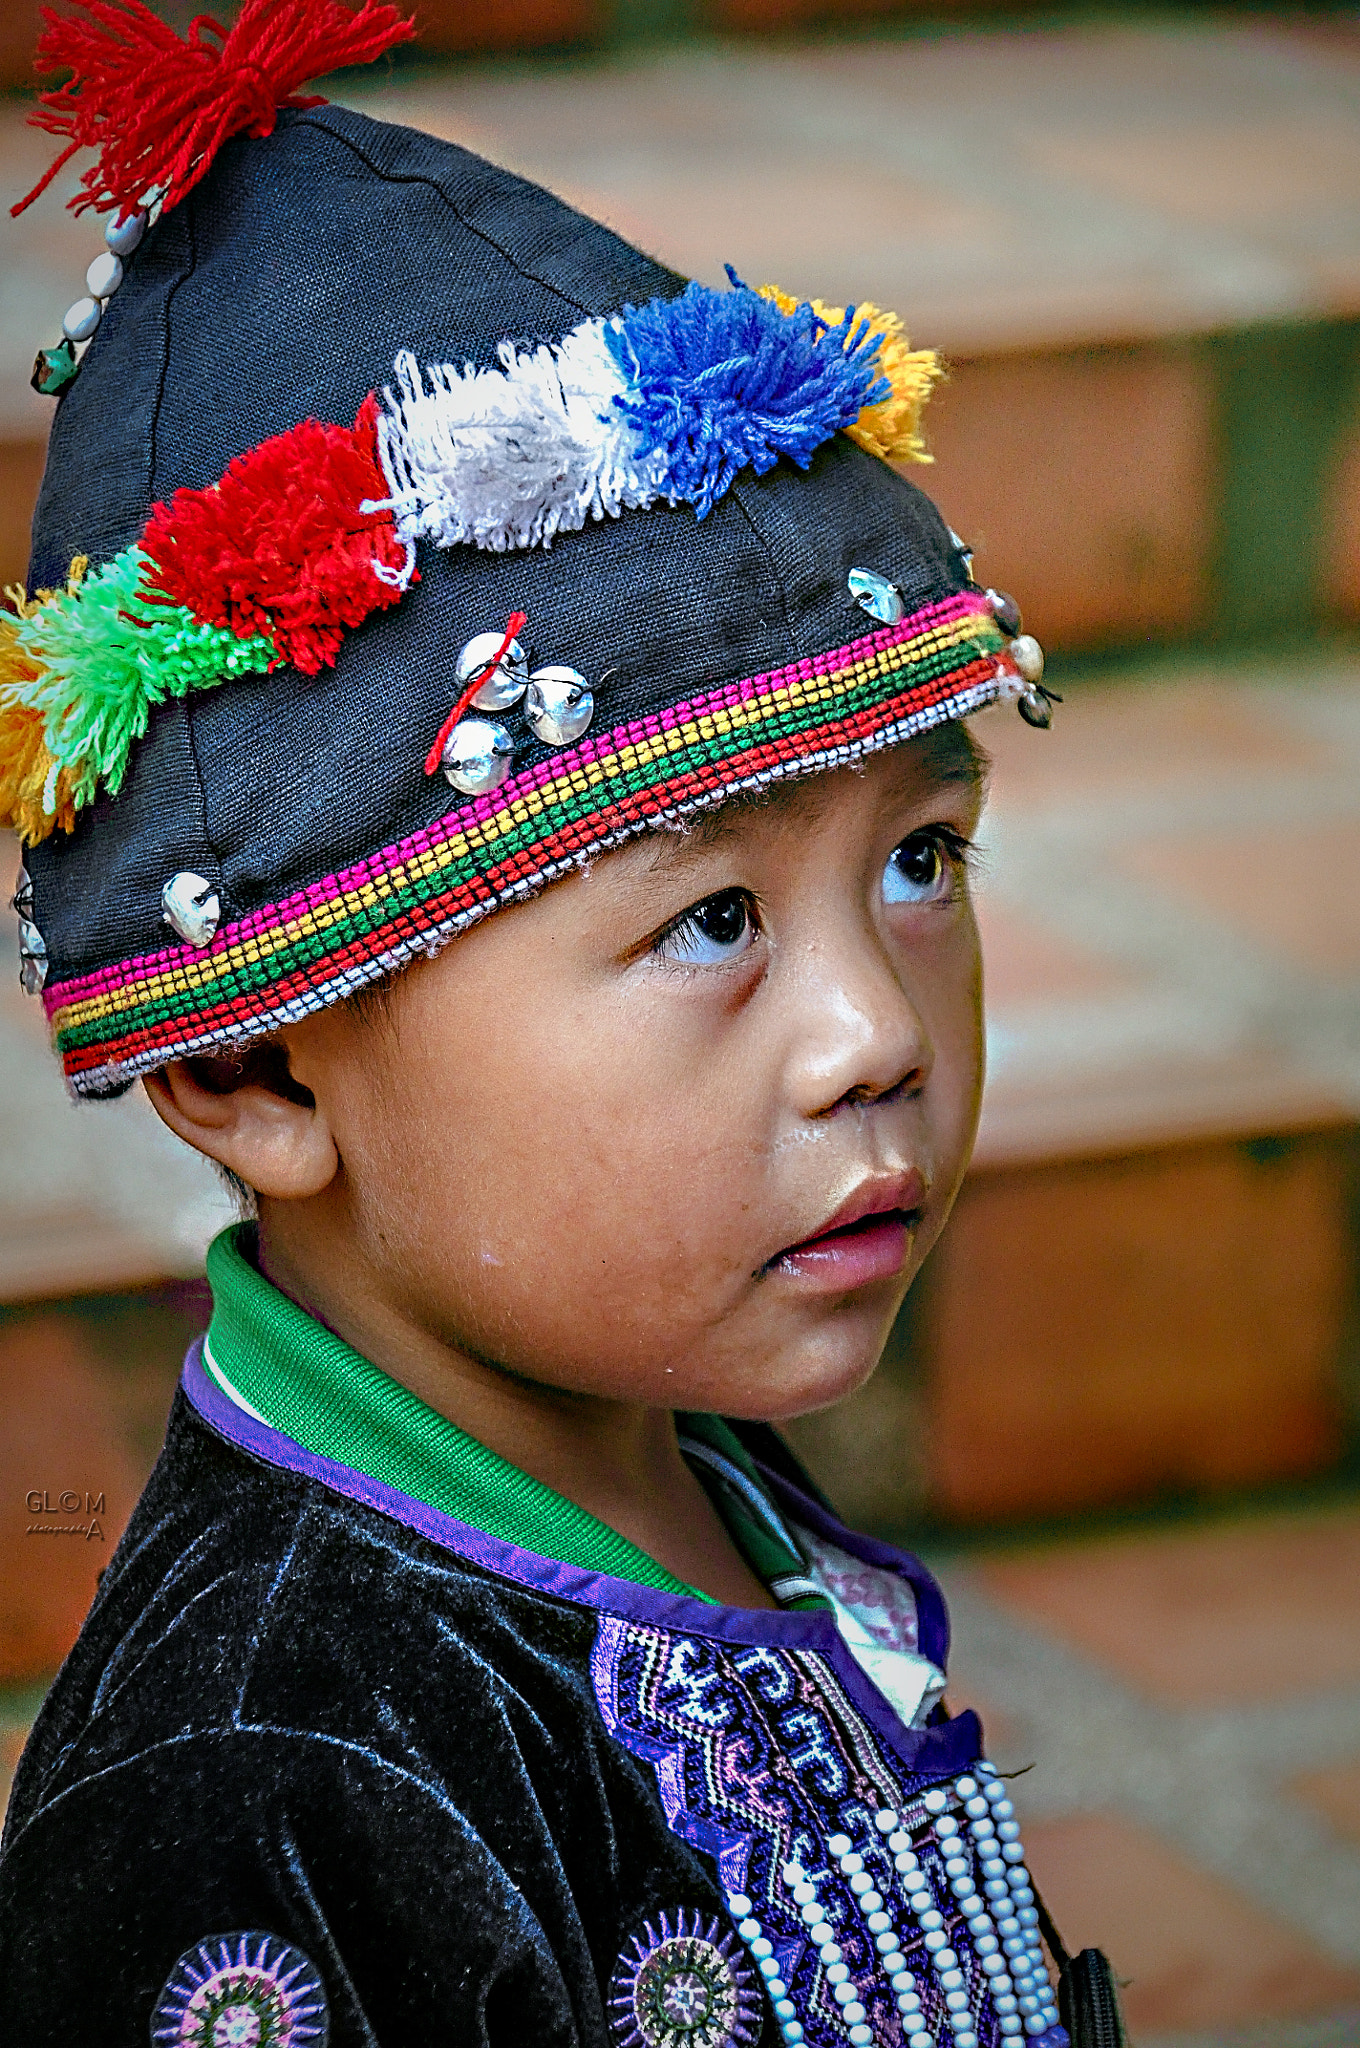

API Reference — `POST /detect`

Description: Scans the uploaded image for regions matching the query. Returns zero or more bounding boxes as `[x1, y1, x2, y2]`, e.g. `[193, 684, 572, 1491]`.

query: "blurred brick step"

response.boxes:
[791, 1098, 1360, 1531]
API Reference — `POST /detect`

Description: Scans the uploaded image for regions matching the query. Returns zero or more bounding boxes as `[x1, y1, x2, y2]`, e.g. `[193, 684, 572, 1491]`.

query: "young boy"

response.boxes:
[0, 4, 1078, 2043]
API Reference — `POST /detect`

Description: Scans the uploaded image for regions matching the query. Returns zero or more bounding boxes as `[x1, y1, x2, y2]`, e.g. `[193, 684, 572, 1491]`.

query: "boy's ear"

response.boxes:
[143, 1041, 339, 1200]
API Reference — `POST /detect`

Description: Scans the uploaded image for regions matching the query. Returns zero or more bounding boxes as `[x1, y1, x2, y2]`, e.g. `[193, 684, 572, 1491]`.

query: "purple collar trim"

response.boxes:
[181, 1342, 981, 1780]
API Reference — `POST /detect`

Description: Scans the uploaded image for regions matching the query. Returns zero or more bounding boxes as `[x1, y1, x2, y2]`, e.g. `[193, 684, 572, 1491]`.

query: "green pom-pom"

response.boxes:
[15, 548, 276, 806]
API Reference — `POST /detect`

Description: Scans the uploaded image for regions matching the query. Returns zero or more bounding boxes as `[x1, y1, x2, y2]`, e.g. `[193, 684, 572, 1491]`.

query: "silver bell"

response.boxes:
[17, 918, 47, 995]
[162, 870, 221, 948]
[455, 631, 529, 712]
[441, 718, 515, 795]
[525, 666, 594, 747]
[1010, 633, 1045, 683]
[1017, 687, 1053, 730]
[848, 566, 905, 625]
[11, 864, 34, 921]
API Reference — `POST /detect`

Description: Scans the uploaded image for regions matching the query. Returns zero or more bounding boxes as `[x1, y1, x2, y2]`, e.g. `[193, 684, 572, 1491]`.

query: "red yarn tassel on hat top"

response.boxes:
[12, 0, 416, 221]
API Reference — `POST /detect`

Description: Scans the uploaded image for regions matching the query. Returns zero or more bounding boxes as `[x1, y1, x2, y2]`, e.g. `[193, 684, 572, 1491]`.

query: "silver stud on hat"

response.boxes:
[455, 630, 529, 712]
[848, 566, 905, 625]
[441, 717, 515, 795]
[525, 666, 593, 746]
[11, 866, 47, 995]
[17, 920, 49, 995]
[162, 871, 221, 948]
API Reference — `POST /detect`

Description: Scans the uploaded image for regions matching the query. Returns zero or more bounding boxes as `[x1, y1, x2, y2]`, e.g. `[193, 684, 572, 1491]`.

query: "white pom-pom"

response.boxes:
[371, 321, 666, 555]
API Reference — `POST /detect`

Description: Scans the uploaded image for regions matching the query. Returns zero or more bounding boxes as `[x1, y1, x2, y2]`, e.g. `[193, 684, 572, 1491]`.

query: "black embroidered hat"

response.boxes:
[2, 0, 1047, 1099]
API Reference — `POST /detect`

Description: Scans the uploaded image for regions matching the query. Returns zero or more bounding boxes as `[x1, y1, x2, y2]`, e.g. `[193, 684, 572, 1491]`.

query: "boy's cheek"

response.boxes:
[357, 1027, 769, 1308]
[341, 898, 983, 1397]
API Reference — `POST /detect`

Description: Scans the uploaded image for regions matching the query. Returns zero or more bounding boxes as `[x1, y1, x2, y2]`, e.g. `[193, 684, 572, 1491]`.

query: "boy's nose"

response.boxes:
[786, 937, 933, 1121]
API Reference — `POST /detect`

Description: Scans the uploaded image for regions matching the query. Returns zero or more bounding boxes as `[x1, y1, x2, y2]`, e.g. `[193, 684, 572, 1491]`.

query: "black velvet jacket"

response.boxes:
[0, 1359, 1018, 2048]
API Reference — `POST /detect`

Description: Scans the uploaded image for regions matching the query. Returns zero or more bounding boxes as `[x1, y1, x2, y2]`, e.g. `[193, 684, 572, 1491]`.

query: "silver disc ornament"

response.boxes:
[455, 630, 530, 712]
[11, 866, 47, 994]
[847, 566, 905, 625]
[525, 665, 594, 746]
[608, 1909, 760, 2048]
[441, 717, 515, 795]
[162, 870, 222, 948]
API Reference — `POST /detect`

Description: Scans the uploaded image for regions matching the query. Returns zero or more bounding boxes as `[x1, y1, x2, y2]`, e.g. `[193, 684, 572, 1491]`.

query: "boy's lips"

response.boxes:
[765, 1170, 927, 1291]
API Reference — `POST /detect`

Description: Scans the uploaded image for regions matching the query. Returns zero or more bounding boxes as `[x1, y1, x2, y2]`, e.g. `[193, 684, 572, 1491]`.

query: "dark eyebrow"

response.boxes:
[642, 722, 990, 877]
[923, 719, 993, 792]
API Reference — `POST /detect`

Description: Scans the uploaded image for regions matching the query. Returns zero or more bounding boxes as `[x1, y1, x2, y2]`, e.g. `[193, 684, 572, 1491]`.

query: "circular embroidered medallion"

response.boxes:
[150, 1932, 329, 2048]
[608, 1908, 761, 2048]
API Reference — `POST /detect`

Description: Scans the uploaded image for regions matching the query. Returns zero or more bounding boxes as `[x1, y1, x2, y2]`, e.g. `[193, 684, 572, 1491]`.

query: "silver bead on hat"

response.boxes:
[1017, 688, 1053, 729]
[162, 871, 221, 948]
[105, 207, 147, 257]
[986, 587, 1022, 637]
[441, 717, 515, 795]
[1010, 633, 1045, 683]
[525, 665, 593, 746]
[455, 630, 529, 712]
[62, 296, 101, 342]
[848, 566, 905, 625]
[86, 250, 123, 299]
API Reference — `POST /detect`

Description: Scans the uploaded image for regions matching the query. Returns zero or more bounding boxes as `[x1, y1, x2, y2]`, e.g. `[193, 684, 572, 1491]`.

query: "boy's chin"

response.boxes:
[688, 1319, 899, 1426]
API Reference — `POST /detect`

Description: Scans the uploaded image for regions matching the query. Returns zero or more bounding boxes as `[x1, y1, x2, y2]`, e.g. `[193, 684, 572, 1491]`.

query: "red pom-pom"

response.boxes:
[141, 393, 411, 676]
[13, 0, 416, 221]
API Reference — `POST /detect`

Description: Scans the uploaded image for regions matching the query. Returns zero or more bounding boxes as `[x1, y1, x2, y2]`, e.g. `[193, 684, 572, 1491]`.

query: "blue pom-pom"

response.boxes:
[606, 277, 890, 518]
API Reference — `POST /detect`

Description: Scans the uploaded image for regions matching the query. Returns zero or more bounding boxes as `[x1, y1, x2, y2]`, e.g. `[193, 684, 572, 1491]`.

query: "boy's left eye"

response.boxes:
[655, 888, 758, 966]
[882, 831, 953, 905]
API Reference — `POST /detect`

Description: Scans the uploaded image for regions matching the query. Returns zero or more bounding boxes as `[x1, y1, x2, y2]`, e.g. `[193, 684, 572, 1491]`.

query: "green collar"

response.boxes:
[202, 1226, 813, 1606]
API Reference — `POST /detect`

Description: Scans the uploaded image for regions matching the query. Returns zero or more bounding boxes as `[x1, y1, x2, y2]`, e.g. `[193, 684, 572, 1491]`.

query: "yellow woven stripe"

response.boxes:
[52, 610, 991, 1033]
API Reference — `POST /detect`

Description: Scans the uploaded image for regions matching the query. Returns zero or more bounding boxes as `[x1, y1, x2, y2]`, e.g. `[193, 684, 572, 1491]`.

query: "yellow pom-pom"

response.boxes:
[757, 283, 942, 465]
[0, 611, 76, 844]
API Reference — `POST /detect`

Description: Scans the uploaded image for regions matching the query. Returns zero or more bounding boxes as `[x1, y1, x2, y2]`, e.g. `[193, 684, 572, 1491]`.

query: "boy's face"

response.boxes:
[276, 725, 986, 1421]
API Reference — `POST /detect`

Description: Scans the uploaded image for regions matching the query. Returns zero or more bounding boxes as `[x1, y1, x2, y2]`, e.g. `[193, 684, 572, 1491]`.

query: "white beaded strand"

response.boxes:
[724, 1770, 1062, 2048]
[726, 1887, 803, 2044]
[949, 1773, 1026, 2037]
[825, 1827, 907, 2048]
[58, 207, 147, 351]
[976, 1769, 1061, 2034]
[892, 1799, 982, 2048]
[780, 1856, 873, 2048]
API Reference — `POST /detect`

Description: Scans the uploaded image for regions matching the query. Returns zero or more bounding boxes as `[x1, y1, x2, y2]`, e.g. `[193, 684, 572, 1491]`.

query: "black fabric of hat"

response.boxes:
[3, 0, 1027, 1098]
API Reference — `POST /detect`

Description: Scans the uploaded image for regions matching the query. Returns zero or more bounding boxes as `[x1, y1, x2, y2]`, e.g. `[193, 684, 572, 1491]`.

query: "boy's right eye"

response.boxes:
[654, 888, 758, 966]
